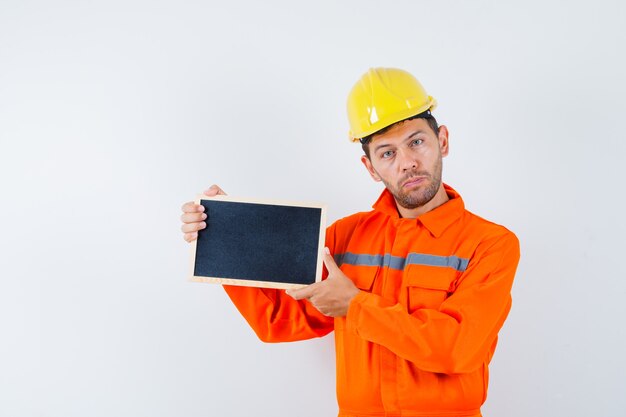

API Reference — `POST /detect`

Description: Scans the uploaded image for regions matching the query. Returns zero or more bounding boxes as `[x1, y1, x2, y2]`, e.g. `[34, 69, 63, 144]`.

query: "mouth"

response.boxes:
[402, 176, 427, 189]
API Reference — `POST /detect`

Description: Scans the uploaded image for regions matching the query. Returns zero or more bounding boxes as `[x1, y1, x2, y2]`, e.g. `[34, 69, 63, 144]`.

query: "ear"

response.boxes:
[437, 125, 450, 157]
[361, 155, 381, 182]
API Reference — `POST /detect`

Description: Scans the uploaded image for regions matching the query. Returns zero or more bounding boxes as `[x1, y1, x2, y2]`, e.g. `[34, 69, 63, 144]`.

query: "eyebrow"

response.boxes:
[373, 130, 428, 153]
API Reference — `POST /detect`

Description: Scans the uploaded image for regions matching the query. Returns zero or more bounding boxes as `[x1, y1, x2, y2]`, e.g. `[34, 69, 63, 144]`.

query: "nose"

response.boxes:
[397, 149, 418, 172]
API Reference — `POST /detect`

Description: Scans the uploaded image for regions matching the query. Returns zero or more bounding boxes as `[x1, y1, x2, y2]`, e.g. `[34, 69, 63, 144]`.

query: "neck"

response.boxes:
[396, 185, 449, 219]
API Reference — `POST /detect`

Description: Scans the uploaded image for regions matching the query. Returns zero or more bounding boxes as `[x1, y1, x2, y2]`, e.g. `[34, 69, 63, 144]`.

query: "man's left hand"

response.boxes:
[286, 248, 359, 317]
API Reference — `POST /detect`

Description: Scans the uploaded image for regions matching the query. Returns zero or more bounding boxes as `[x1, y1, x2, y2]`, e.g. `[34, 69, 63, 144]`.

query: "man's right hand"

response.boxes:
[180, 184, 226, 242]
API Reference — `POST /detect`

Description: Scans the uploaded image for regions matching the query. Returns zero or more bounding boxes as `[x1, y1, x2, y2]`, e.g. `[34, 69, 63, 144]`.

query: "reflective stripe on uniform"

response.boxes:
[335, 252, 469, 272]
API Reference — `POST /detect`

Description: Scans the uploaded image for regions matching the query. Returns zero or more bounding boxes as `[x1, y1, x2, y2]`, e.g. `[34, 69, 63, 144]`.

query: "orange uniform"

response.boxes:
[224, 185, 520, 417]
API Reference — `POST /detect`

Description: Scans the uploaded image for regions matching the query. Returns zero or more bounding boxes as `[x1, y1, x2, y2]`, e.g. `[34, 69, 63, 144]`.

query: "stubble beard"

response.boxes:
[382, 156, 443, 210]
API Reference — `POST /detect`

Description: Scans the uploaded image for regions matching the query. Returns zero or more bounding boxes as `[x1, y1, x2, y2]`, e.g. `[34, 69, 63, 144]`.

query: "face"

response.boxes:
[361, 118, 449, 211]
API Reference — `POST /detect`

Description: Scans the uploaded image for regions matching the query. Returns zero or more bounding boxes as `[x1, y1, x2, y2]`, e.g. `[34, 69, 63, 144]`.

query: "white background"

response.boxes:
[1, 0, 625, 416]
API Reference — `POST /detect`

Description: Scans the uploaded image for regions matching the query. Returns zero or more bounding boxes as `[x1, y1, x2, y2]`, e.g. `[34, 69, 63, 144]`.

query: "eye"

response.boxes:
[381, 150, 395, 159]
[410, 139, 424, 146]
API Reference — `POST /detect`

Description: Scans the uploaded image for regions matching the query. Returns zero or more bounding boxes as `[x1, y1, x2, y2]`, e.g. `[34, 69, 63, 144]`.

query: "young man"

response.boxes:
[180, 68, 520, 417]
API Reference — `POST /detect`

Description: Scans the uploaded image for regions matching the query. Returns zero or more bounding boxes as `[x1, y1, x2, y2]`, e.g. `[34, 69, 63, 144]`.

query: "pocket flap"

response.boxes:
[340, 264, 377, 292]
[404, 264, 458, 292]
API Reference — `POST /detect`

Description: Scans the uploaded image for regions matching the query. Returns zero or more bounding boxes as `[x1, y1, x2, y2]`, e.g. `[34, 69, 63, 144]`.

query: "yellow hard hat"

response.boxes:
[346, 68, 437, 142]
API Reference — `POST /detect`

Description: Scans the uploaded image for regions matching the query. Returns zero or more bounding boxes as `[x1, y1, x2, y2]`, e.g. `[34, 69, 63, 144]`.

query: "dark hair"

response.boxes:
[360, 111, 439, 159]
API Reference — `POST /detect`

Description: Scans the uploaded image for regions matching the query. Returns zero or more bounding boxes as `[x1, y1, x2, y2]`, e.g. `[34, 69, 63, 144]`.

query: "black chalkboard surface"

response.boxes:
[190, 195, 327, 289]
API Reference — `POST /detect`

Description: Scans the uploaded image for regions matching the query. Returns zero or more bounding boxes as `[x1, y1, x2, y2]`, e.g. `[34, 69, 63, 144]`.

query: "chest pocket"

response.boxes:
[340, 264, 378, 292]
[404, 264, 459, 313]
[335, 264, 378, 333]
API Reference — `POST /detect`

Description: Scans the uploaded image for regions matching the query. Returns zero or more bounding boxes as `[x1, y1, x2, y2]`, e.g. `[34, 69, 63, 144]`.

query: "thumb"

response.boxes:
[203, 184, 226, 197]
[322, 247, 340, 276]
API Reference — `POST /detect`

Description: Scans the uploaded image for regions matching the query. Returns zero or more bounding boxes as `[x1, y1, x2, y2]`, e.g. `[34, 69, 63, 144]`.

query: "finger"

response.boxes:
[322, 247, 340, 274]
[286, 284, 316, 300]
[180, 212, 207, 224]
[183, 232, 198, 242]
[181, 222, 206, 233]
[181, 201, 205, 213]
[203, 184, 226, 197]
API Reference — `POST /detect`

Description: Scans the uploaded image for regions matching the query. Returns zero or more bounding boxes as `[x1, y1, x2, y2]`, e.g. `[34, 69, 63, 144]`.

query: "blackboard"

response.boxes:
[190, 195, 327, 289]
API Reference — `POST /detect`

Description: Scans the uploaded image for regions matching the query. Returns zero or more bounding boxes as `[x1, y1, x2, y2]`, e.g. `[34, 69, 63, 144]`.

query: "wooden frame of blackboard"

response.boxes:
[190, 195, 327, 290]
